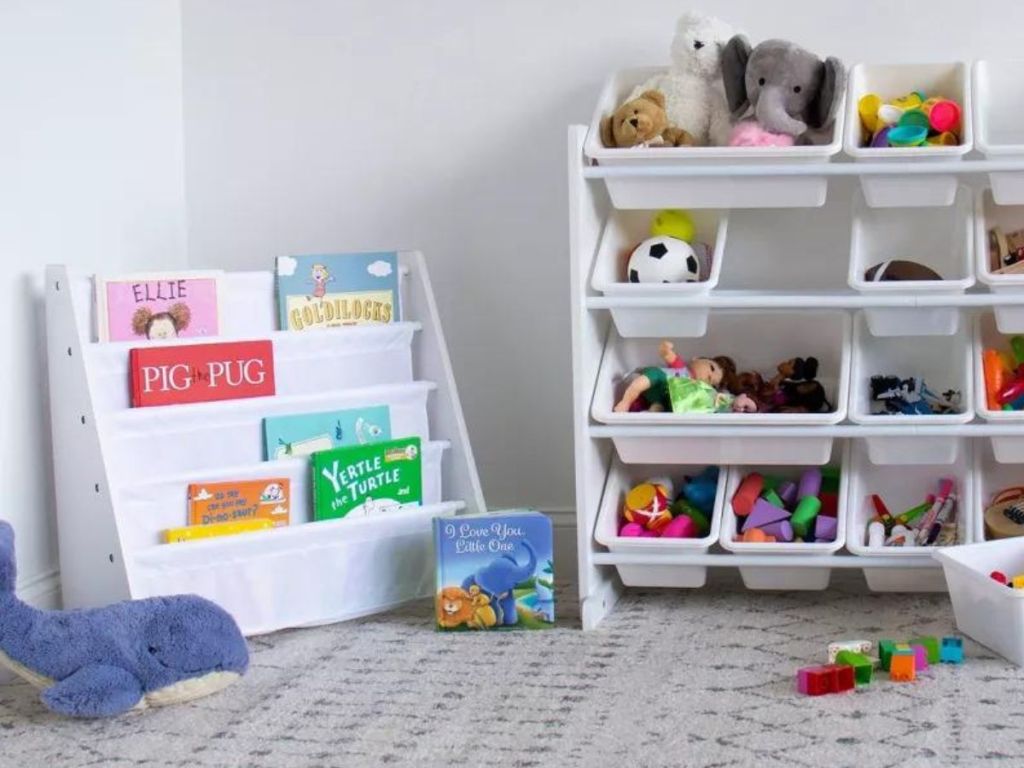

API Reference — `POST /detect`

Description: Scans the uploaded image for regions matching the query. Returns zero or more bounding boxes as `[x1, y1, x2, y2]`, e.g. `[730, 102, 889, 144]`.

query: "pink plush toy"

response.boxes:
[728, 120, 795, 147]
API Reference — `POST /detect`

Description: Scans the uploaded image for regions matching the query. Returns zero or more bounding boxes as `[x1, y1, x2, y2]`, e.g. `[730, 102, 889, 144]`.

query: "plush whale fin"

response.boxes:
[0, 520, 15, 594]
[41, 664, 144, 718]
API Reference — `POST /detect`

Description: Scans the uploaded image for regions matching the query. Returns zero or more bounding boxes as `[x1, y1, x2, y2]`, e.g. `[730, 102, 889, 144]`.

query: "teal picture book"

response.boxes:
[433, 510, 554, 631]
[275, 252, 401, 331]
[262, 405, 391, 460]
[311, 436, 422, 520]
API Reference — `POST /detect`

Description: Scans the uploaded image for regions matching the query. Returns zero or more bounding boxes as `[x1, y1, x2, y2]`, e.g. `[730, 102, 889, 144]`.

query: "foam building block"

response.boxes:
[746, 498, 791, 529]
[814, 515, 838, 542]
[760, 520, 794, 542]
[732, 473, 763, 517]
[878, 639, 896, 671]
[790, 496, 821, 539]
[835, 650, 873, 685]
[910, 636, 940, 665]
[777, 481, 798, 507]
[798, 468, 822, 500]
[890, 650, 916, 682]
[940, 637, 964, 664]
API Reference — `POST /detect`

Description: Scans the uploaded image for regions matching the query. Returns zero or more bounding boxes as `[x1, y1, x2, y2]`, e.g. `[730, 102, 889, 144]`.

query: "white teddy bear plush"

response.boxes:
[628, 11, 735, 146]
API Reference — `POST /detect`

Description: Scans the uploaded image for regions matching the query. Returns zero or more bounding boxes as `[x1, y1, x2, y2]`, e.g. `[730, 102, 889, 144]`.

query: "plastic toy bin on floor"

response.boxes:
[975, 188, 1024, 333]
[933, 539, 1024, 665]
[849, 312, 973, 465]
[717, 445, 848, 591]
[974, 312, 1024, 462]
[591, 208, 728, 338]
[844, 62, 972, 208]
[584, 67, 845, 209]
[973, 60, 1024, 205]
[846, 441, 974, 592]
[591, 312, 851, 465]
[848, 185, 974, 336]
[594, 457, 724, 588]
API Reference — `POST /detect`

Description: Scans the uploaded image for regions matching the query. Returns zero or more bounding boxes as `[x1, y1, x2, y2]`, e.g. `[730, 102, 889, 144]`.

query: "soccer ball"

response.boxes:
[627, 236, 706, 284]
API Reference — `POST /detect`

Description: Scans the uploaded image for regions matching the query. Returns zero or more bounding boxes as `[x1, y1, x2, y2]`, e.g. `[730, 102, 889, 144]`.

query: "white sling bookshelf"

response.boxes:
[45, 251, 484, 635]
[570, 121, 1024, 630]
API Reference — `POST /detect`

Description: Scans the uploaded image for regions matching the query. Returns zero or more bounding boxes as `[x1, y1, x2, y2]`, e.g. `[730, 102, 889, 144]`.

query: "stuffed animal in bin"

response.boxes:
[627, 11, 736, 146]
[0, 520, 249, 717]
[601, 90, 695, 148]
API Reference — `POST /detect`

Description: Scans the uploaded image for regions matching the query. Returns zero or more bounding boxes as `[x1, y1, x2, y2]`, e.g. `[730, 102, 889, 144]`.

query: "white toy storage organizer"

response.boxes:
[572, 61, 1024, 630]
[45, 252, 485, 636]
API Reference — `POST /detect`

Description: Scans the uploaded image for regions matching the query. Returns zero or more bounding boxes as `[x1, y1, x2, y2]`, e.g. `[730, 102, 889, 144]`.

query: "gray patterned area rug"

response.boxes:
[2, 578, 1024, 768]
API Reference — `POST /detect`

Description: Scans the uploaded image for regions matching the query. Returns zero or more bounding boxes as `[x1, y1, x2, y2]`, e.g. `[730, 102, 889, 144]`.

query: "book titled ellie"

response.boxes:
[129, 340, 275, 407]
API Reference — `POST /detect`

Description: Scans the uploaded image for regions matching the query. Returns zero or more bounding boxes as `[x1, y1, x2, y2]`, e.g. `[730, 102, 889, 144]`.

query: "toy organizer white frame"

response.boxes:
[571, 91, 1024, 629]
[45, 252, 485, 636]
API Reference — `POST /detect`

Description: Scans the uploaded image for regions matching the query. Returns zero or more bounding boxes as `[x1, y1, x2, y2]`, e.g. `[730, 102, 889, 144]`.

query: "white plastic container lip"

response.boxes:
[975, 188, 1024, 287]
[585, 67, 846, 164]
[973, 60, 1024, 157]
[593, 458, 724, 552]
[844, 61, 974, 161]
[591, 313, 851, 426]
[933, 538, 1024, 665]
[845, 441, 974, 558]
[717, 451, 848, 555]
[590, 209, 727, 297]
[848, 312, 974, 427]
[848, 185, 975, 295]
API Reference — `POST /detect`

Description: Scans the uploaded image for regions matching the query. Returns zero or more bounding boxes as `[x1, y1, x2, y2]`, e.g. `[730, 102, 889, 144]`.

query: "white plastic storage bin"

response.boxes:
[585, 67, 845, 209]
[975, 312, 1024, 461]
[973, 60, 1024, 205]
[845, 62, 972, 207]
[849, 312, 973, 464]
[972, 441, 1024, 543]
[975, 188, 1024, 333]
[933, 539, 1024, 665]
[591, 209, 727, 338]
[592, 313, 851, 464]
[718, 446, 848, 590]
[593, 457, 724, 588]
[846, 441, 973, 592]
[849, 185, 974, 336]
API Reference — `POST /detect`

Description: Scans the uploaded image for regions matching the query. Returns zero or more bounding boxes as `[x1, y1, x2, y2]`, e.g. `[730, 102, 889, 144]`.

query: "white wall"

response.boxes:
[179, 0, 1024, 512]
[0, 0, 187, 603]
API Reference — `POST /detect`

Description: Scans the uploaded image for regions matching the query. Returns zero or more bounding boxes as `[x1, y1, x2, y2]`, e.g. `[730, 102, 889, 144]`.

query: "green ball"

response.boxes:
[650, 209, 695, 242]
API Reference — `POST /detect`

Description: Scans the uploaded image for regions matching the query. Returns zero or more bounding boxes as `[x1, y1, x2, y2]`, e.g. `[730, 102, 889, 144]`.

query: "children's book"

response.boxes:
[95, 271, 223, 342]
[187, 479, 291, 528]
[275, 252, 401, 331]
[311, 437, 421, 521]
[433, 510, 554, 631]
[262, 405, 391, 460]
[164, 519, 273, 544]
[129, 340, 275, 407]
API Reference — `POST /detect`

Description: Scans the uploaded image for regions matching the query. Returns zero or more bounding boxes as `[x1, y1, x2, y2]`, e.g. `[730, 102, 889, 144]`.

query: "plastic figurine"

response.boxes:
[869, 375, 961, 416]
[613, 341, 755, 413]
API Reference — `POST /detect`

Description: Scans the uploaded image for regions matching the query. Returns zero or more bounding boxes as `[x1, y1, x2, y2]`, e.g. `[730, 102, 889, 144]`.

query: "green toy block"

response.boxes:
[878, 640, 897, 671]
[761, 489, 784, 509]
[820, 466, 841, 494]
[671, 500, 710, 537]
[835, 650, 873, 685]
[910, 636, 940, 665]
[761, 475, 781, 493]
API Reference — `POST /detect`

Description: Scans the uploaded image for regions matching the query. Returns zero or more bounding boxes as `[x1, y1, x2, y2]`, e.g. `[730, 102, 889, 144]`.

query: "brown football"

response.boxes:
[864, 260, 943, 281]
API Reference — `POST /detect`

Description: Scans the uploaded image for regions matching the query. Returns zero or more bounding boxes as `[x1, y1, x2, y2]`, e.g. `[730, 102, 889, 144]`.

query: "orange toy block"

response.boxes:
[889, 650, 916, 682]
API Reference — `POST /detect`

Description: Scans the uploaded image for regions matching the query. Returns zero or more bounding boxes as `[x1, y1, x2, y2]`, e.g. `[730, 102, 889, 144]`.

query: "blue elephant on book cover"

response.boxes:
[433, 511, 554, 631]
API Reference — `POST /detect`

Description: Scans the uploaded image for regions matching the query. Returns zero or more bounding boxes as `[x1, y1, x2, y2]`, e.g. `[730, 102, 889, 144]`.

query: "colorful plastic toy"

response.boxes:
[878, 639, 896, 671]
[858, 89, 962, 149]
[889, 649, 916, 682]
[991, 570, 1009, 585]
[940, 637, 964, 664]
[910, 636, 940, 665]
[911, 645, 929, 671]
[650, 209, 695, 242]
[732, 472, 763, 517]
[834, 650, 873, 685]
[623, 482, 672, 532]
[733, 466, 837, 544]
[1012, 575, 1024, 590]
[796, 664, 855, 696]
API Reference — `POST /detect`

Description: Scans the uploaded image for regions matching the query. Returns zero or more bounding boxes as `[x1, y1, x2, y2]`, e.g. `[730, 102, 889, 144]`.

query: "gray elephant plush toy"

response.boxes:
[721, 36, 845, 145]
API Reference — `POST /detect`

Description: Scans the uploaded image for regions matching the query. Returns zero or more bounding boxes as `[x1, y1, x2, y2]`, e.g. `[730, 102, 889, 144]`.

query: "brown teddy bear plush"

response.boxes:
[600, 90, 696, 148]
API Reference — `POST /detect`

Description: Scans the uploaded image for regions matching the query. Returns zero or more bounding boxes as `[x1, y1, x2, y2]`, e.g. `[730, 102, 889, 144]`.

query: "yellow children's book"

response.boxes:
[164, 519, 273, 544]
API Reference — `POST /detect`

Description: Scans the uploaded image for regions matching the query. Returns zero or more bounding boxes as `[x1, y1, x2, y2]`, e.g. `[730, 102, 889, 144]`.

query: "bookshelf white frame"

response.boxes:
[569, 124, 1024, 630]
[45, 251, 484, 635]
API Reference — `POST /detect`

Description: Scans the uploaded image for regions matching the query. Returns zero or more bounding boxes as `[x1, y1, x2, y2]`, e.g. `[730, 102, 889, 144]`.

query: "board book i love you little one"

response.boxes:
[433, 511, 554, 631]
[276, 252, 401, 331]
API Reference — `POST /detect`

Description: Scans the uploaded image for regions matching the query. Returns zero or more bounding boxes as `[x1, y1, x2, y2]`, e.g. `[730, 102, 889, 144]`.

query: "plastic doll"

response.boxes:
[613, 341, 756, 413]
